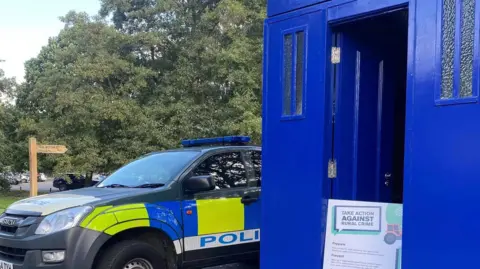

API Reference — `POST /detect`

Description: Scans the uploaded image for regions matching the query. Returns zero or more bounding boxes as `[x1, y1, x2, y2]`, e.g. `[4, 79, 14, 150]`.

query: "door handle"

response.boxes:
[241, 196, 258, 205]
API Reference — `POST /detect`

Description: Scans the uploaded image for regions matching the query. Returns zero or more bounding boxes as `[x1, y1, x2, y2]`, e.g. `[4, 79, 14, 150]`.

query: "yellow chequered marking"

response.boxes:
[104, 220, 150, 235]
[105, 203, 146, 213]
[82, 204, 151, 233]
[197, 198, 244, 235]
[114, 208, 149, 223]
[85, 213, 118, 232]
[80, 206, 113, 228]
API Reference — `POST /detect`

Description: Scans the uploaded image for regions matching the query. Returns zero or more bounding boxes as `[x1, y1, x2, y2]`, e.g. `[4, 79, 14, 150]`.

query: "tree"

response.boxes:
[0, 64, 21, 172]
[100, 0, 265, 143]
[17, 12, 159, 173]
[16, 0, 265, 174]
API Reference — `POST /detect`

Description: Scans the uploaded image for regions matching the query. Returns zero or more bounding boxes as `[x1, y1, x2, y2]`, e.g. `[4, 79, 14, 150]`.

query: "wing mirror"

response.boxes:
[183, 175, 215, 193]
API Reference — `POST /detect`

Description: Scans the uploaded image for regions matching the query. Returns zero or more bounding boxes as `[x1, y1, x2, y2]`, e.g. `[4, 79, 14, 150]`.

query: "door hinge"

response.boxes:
[328, 159, 337, 178]
[331, 47, 341, 64]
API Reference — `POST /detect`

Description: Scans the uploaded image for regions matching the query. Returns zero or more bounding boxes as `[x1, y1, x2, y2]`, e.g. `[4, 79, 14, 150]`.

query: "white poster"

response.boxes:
[323, 199, 403, 269]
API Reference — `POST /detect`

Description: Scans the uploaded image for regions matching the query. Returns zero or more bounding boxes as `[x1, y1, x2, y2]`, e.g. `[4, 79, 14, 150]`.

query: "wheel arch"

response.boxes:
[92, 226, 180, 269]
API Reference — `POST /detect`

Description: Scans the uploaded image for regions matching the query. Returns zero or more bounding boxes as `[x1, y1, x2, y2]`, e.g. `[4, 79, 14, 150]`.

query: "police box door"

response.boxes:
[262, 8, 331, 269]
[329, 10, 408, 203]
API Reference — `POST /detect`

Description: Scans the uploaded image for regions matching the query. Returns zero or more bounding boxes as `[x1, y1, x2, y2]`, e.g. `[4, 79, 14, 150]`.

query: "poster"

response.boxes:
[323, 199, 403, 269]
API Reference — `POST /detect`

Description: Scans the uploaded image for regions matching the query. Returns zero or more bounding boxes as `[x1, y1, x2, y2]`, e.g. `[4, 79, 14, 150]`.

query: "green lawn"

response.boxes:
[0, 191, 30, 212]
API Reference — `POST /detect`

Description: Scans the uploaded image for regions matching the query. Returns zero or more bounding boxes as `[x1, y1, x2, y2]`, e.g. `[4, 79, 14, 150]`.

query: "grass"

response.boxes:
[0, 190, 31, 212]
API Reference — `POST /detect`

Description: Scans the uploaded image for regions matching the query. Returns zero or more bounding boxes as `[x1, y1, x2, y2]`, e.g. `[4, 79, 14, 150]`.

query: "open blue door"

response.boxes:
[331, 11, 408, 203]
[262, 9, 331, 269]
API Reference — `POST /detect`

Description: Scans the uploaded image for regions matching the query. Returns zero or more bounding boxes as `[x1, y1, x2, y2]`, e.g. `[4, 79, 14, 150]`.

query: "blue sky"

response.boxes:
[0, 0, 100, 82]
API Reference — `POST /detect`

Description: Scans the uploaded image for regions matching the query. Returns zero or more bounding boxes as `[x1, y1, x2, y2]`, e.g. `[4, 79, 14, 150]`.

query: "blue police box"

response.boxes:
[262, 0, 480, 268]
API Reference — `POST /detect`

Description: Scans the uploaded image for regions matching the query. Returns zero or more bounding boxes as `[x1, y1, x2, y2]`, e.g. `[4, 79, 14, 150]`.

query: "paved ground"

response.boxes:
[11, 180, 57, 193]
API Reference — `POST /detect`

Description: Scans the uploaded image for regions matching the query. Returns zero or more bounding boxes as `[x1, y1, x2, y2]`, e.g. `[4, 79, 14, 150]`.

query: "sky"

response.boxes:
[0, 0, 101, 82]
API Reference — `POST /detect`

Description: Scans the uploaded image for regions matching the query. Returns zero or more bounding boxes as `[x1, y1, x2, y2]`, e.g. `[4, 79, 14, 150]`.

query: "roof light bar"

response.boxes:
[181, 136, 251, 147]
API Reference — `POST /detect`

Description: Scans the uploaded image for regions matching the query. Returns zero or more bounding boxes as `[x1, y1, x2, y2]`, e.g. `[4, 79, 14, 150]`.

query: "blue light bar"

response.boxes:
[181, 136, 251, 147]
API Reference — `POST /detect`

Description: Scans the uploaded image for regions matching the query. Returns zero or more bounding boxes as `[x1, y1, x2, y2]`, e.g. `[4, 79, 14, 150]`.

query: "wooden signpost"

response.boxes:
[28, 138, 68, 197]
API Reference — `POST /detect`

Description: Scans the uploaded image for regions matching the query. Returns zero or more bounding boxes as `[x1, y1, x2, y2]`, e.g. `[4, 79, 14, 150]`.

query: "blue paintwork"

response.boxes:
[262, 8, 330, 269]
[264, 0, 480, 269]
[327, 0, 408, 22]
[244, 197, 261, 230]
[267, 0, 330, 17]
[403, 0, 480, 268]
[330, 32, 356, 200]
[181, 200, 199, 237]
[145, 202, 183, 241]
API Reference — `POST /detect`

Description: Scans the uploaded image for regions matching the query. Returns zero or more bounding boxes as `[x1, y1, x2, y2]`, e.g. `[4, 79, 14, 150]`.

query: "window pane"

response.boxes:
[246, 150, 262, 187]
[295, 31, 305, 115]
[193, 152, 247, 189]
[98, 151, 200, 187]
[283, 34, 293, 115]
[441, 0, 455, 99]
[460, 0, 475, 97]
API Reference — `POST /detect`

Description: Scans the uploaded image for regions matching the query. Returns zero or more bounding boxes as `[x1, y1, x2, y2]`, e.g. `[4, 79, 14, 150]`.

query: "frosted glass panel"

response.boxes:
[441, 0, 455, 99]
[283, 34, 292, 115]
[460, 0, 475, 97]
[295, 31, 305, 115]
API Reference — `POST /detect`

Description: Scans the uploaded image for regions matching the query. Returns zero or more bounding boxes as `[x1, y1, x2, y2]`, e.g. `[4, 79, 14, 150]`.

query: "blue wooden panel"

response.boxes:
[327, 0, 408, 22]
[262, 9, 330, 269]
[267, 0, 330, 17]
[403, 0, 480, 269]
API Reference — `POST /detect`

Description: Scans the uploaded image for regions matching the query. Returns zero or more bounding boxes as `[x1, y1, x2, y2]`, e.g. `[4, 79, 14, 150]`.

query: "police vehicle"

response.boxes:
[0, 136, 261, 269]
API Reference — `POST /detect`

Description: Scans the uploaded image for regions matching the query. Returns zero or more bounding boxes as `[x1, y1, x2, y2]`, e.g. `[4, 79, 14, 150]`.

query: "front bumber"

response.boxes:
[0, 227, 110, 269]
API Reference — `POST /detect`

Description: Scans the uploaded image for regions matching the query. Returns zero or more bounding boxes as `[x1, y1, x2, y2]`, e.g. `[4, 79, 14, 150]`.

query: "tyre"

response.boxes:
[96, 240, 170, 269]
[58, 184, 67, 191]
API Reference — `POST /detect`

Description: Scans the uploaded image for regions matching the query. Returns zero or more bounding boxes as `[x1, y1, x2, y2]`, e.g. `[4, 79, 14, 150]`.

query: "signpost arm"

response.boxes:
[29, 137, 38, 197]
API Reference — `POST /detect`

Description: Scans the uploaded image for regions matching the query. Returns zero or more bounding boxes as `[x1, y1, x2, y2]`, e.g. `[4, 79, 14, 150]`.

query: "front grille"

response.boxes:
[0, 246, 27, 262]
[0, 225, 17, 234]
[0, 213, 30, 235]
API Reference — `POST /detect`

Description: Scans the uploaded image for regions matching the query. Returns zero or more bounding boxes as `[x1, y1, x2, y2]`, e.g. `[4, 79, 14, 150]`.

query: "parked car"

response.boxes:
[53, 173, 99, 191]
[0, 172, 19, 185]
[37, 173, 47, 182]
[93, 173, 107, 182]
[19, 172, 30, 183]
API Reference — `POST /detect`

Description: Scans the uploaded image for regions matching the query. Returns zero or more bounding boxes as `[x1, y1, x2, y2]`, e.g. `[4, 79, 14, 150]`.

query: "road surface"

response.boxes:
[11, 180, 57, 193]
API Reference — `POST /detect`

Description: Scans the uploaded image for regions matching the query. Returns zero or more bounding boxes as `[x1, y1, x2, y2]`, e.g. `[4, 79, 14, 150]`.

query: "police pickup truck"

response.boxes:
[0, 136, 261, 269]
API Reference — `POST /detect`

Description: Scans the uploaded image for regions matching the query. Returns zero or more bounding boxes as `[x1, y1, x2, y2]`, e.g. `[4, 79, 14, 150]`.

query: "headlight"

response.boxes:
[35, 206, 92, 235]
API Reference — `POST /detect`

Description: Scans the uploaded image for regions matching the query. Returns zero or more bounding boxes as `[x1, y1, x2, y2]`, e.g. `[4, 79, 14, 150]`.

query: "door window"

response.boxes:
[192, 152, 247, 189]
[245, 150, 262, 187]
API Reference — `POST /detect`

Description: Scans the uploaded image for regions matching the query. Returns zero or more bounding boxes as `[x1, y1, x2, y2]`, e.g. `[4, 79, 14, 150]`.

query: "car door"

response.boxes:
[181, 150, 260, 262]
[243, 149, 261, 247]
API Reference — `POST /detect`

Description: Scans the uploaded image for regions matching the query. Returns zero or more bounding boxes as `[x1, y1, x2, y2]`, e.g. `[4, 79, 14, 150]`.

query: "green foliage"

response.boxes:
[0, 176, 11, 192]
[0, 64, 22, 172]
[8, 0, 265, 173]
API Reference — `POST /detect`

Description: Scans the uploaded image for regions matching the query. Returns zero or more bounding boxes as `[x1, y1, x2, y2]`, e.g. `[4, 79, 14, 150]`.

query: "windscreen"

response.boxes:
[97, 151, 199, 188]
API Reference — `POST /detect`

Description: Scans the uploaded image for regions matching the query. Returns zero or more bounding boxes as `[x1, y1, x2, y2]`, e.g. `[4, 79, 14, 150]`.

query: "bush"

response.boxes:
[0, 176, 11, 192]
